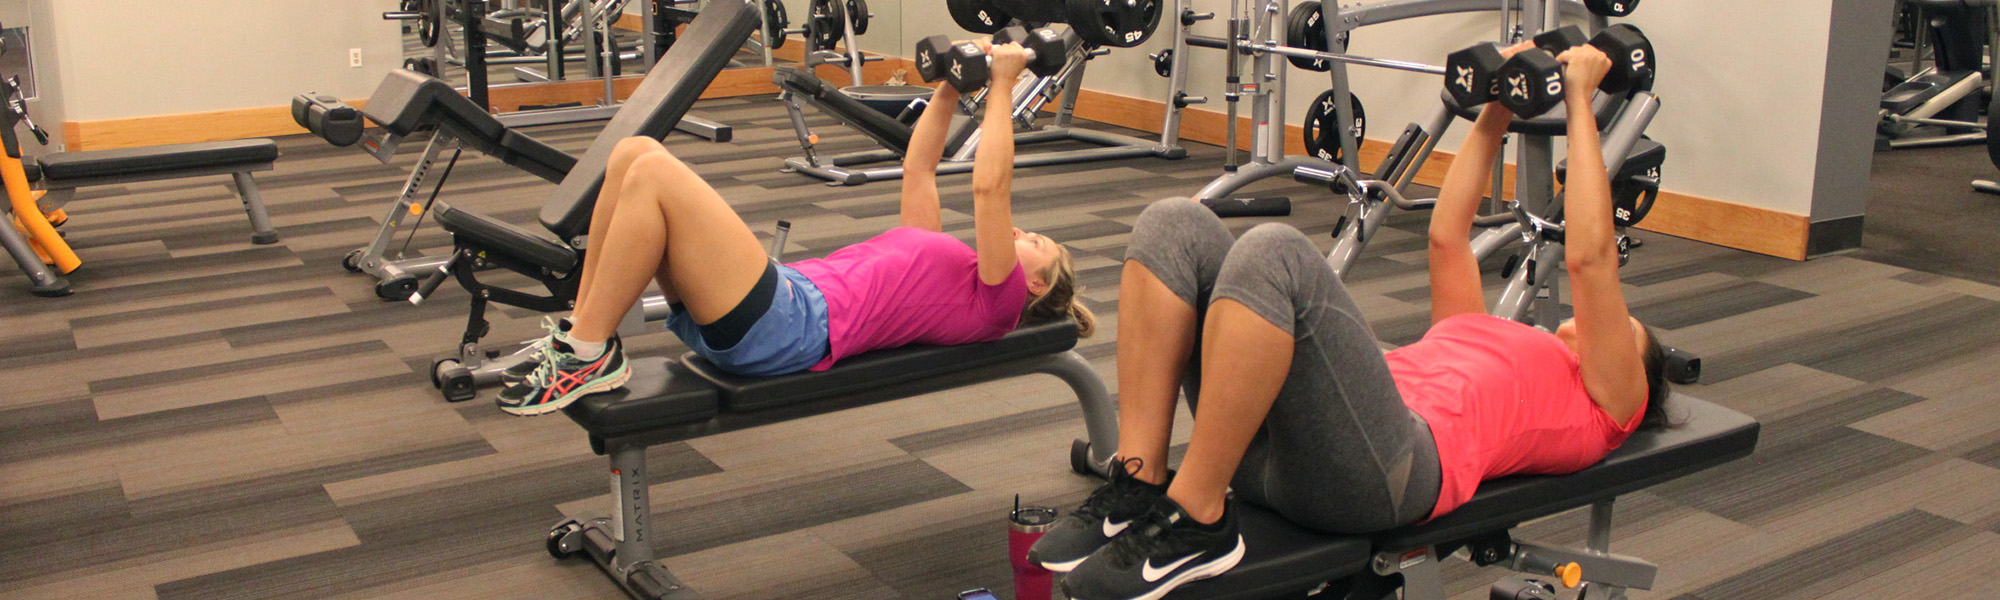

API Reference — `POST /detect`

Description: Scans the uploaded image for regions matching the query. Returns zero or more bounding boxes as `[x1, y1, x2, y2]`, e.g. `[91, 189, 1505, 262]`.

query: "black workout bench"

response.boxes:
[545, 316, 1120, 600]
[1165, 394, 1758, 600]
[28, 138, 283, 245]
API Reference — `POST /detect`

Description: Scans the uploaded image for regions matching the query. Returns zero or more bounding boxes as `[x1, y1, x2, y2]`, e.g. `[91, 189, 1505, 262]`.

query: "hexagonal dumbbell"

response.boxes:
[936, 26, 1068, 93]
[914, 34, 955, 83]
[1444, 42, 1506, 106]
[1493, 24, 1654, 116]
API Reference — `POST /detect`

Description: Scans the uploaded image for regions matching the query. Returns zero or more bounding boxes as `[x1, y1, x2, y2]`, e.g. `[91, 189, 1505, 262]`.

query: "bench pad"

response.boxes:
[681, 317, 1079, 412]
[564, 358, 720, 438]
[433, 202, 579, 273]
[1166, 393, 1758, 598]
[37, 139, 278, 181]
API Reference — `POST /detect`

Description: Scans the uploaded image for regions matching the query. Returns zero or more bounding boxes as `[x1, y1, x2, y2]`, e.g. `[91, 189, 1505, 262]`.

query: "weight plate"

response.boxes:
[1302, 90, 1366, 163]
[847, 0, 869, 35]
[764, 0, 789, 50]
[1610, 163, 1659, 227]
[1584, 0, 1638, 17]
[1988, 91, 2000, 170]
[809, 0, 845, 51]
[1285, 2, 1330, 72]
[947, 0, 1012, 34]
[1152, 49, 1174, 77]
[1067, 0, 1163, 48]
[418, 0, 440, 47]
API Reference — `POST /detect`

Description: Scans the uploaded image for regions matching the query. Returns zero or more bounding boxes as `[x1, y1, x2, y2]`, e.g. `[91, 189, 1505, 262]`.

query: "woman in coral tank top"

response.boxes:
[1041, 43, 1675, 600]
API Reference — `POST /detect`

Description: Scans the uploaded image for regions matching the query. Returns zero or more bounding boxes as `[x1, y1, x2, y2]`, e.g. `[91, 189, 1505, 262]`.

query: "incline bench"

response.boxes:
[1165, 394, 1759, 600]
[545, 316, 1119, 600]
[4, 138, 281, 297]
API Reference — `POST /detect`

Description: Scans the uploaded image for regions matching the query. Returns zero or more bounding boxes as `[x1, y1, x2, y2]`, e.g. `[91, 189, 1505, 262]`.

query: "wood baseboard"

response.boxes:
[1062, 86, 1807, 260]
[61, 49, 907, 152]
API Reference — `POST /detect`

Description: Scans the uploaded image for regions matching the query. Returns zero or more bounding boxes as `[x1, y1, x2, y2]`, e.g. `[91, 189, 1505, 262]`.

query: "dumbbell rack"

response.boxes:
[781, 27, 1187, 186]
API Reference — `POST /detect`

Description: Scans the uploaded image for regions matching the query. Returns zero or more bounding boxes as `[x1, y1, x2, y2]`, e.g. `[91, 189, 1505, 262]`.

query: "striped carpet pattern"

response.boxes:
[3, 93, 1999, 600]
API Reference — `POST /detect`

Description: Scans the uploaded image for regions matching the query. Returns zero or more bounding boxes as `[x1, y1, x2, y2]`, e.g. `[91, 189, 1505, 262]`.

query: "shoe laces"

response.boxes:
[1075, 457, 1153, 521]
[1102, 499, 1188, 569]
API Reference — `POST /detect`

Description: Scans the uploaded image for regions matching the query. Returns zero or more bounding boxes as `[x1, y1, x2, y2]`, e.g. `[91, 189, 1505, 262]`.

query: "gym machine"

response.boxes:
[780, 0, 1185, 186]
[1157, 0, 1618, 218]
[1878, 0, 1996, 150]
[386, 0, 732, 136]
[1289, 5, 1665, 328]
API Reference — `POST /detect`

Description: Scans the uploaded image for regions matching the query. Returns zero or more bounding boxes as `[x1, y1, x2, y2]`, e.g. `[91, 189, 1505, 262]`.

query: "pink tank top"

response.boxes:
[787, 227, 1029, 371]
[1385, 314, 1644, 520]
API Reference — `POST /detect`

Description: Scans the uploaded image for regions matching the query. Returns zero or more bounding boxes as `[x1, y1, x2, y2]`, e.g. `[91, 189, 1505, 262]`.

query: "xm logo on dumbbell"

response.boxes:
[1505, 73, 1529, 101]
[1454, 65, 1476, 96]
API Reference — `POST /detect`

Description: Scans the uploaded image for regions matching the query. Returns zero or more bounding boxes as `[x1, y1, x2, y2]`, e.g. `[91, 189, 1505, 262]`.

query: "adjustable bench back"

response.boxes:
[537, 0, 759, 241]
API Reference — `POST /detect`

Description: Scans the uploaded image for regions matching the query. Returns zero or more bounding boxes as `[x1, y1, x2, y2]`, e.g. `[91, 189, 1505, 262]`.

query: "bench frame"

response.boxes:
[548, 353, 1119, 600]
[1, 149, 279, 297]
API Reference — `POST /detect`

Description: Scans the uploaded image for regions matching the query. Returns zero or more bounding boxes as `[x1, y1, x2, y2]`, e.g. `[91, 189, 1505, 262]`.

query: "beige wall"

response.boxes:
[901, 0, 1835, 217]
[47, 0, 402, 121]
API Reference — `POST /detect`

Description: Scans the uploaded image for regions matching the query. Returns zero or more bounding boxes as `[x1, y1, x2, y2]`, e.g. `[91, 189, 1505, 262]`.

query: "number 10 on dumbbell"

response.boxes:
[914, 26, 1068, 93]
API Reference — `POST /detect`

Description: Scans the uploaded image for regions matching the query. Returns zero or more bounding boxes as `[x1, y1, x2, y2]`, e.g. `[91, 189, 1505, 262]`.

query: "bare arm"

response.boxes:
[1426, 42, 1536, 324]
[1425, 107, 1508, 324]
[971, 44, 1025, 285]
[899, 82, 960, 231]
[1556, 45, 1647, 424]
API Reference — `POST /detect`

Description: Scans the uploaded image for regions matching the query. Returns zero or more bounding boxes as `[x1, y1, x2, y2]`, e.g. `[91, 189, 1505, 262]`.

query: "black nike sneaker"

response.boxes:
[1029, 457, 1169, 573]
[1059, 494, 1245, 600]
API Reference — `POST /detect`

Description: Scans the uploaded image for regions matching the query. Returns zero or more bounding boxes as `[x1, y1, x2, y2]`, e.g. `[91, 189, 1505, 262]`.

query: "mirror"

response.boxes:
[400, 0, 906, 113]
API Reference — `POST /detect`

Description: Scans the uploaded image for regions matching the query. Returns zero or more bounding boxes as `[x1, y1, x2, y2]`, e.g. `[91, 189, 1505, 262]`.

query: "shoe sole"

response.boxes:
[500, 360, 631, 417]
[1123, 535, 1247, 600]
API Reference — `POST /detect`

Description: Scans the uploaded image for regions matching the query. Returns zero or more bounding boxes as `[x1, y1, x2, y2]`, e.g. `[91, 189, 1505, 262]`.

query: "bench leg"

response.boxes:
[230, 171, 281, 245]
[582, 440, 698, 600]
[1036, 350, 1119, 476]
[0, 215, 69, 296]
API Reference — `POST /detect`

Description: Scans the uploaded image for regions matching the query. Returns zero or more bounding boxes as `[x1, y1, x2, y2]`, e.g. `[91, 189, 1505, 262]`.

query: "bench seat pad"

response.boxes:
[563, 358, 720, 438]
[680, 317, 1079, 412]
[37, 139, 278, 181]
[1165, 393, 1759, 598]
[432, 202, 578, 273]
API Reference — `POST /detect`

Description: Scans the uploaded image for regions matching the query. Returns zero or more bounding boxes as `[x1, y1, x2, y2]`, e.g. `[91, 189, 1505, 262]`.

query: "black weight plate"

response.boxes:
[809, 0, 845, 51]
[1989, 91, 2000, 170]
[1302, 90, 1366, 163]
[1584, 0, 1638, 17]
[948, 0, 1012, 34]
[1067, 0, 1163, 48]
[1153, 49, 1174, 77]
[418, 0, 440, 47]
[1285, 1, 1331, 72]
[764, 0, 789, 50]
[848, 0, 869, 35]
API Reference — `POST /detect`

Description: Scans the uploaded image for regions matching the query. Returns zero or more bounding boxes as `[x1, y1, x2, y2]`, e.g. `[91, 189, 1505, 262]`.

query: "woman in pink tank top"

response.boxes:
[1043, 44, 1677, 600]
[495, 40, 1095, 417]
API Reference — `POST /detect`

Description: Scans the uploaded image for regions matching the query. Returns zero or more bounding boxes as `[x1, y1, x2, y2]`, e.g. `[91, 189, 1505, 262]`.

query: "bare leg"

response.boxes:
[1114, 260, 1197, 486]
[577, 137, 679, 307]
[1165, 299, 1294, 525]
[568, 149, 769, 343]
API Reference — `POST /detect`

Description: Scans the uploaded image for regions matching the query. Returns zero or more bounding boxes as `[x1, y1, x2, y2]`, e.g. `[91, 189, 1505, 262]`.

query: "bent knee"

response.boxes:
[1134, 198, 1212, 235]
[1234, 224, 1319, 263]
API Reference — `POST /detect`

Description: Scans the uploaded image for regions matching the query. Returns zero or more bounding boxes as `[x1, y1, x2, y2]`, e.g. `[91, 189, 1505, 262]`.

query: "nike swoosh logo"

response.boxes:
[1101, 518, 1130, 538]
[1141, 553, 1201, 582]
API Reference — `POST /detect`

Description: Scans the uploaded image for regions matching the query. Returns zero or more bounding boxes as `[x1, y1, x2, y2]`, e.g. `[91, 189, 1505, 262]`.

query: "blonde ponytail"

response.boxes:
[1024, 244, 1096, 338]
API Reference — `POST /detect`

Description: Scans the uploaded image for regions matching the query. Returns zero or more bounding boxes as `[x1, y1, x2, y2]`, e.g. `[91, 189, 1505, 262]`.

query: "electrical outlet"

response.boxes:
[349, 48, 364, 68]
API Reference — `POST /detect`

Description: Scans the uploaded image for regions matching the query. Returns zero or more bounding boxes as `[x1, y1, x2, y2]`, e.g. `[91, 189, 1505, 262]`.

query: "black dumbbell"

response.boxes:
[936, 26, 1067, 93]
[1444, 42, 1505, 106]
[1493, 24, 1653, 116]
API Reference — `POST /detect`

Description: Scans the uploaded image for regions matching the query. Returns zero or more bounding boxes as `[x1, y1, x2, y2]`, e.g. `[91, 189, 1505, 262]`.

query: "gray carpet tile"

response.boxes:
[1, 86, 1998, 600]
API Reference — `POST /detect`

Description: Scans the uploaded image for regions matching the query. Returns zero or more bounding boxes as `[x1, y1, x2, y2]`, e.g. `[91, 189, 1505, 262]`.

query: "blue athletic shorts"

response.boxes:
[666, 263, 831, 377]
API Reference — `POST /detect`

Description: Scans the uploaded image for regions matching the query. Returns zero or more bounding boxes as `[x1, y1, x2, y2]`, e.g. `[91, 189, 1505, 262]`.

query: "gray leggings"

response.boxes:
[1126, 199, 1441, 533]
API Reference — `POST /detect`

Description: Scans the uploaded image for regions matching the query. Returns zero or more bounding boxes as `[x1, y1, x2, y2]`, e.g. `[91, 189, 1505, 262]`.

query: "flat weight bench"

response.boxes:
[546, 317, 1120, 600]
[30, 138, 283, 245]
[1163, 394, 1759, 600]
